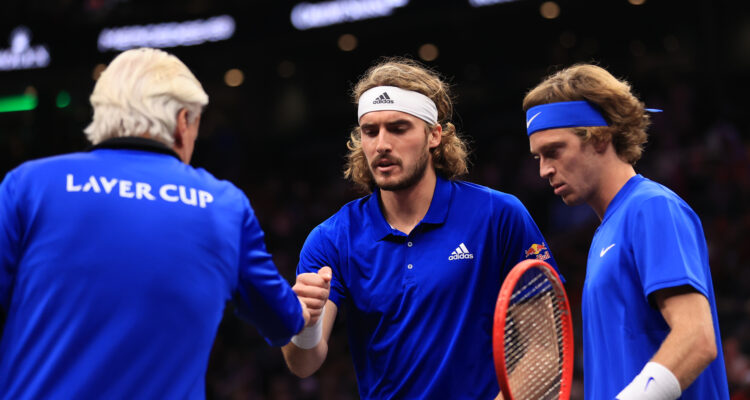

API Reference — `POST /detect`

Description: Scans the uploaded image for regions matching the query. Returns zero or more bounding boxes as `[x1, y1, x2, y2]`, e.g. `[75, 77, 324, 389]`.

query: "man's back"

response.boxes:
[0, 143, 291, 399]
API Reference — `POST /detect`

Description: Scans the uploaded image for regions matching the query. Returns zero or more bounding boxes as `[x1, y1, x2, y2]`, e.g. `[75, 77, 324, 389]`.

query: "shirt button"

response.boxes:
[407, 241, 413, 247]
[407, 264, 413, 269]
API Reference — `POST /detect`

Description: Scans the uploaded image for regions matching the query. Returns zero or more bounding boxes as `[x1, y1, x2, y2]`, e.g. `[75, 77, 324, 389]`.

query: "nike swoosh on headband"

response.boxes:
[525, 101, 663, 136]
[526, 112, 541, 128]
[525, 101, 607, 136]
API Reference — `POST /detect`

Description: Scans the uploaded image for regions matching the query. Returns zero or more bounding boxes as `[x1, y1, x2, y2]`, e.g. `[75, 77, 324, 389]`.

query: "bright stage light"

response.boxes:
[291, 0, 408, 30]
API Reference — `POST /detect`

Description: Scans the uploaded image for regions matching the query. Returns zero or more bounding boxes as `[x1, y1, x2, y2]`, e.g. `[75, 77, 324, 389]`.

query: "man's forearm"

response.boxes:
[650, 315, 717, 389]
[282, 339, 328, 378]
[281, 300, 337, 378]
[652, 290, 717, 389]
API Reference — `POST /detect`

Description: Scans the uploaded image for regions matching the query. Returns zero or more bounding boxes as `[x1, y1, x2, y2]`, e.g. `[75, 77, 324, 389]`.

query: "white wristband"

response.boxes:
[291, 306, 325, 349]
[616, 361, 681, 400]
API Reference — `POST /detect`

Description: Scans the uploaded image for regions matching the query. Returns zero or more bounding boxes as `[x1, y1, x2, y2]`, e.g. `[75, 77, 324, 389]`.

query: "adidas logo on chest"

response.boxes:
[448, 243, 474, 261]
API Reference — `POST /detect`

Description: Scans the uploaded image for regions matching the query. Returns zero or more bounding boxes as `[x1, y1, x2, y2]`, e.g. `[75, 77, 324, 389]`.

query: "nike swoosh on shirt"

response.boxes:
[526, 112, 541, 128]
[600, 244, 616, 257]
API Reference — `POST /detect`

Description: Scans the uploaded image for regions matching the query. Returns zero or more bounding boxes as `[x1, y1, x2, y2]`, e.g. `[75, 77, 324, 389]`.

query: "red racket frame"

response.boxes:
[492, 259, 574, 400]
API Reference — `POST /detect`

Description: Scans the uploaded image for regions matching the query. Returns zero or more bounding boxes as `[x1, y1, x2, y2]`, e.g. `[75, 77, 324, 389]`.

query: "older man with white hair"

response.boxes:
[0, 47, 310, 399]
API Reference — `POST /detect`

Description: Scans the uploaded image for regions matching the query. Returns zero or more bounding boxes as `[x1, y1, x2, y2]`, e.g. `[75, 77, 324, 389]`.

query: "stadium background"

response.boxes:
[1, 0, 749, 398]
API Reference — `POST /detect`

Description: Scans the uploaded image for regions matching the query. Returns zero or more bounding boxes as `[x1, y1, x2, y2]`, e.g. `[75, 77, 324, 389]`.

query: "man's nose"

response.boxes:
[375, 129, 392, 153]
[539, 159, 554, 179]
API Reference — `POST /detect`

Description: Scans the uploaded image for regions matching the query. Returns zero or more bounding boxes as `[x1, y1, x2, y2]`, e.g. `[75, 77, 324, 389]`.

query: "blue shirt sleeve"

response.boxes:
[297, 224, 345, 307]
[233, 197, 304, 346]
[632, 195, 709, 299]
[0, 170, 21, 313]
[496, 194, 560, 279]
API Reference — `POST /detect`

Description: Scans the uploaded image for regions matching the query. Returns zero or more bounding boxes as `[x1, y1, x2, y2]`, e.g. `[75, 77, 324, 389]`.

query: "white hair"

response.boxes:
[84, 47, 209, 145]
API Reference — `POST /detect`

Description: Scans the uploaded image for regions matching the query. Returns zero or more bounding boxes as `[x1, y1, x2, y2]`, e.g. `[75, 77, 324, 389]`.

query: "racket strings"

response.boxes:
[504, 303, 564, 399]
[503, 271, 567, 400]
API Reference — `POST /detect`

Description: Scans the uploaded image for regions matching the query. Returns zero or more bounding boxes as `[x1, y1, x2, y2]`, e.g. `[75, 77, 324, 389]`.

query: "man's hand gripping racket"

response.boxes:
[493, 259, 574, 400]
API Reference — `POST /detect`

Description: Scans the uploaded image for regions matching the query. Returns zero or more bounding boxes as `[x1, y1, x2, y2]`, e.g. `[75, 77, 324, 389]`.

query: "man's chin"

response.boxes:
[377, 180, 406, 192]
[560, 195, 583, 207]
[374, 175, 411, 192]
[372, 158, 428, 192]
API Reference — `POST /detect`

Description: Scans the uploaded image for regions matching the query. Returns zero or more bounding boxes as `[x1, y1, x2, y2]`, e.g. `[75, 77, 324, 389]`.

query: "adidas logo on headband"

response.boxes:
[373, 92, 394, 104]
[358, 86, 439, 125]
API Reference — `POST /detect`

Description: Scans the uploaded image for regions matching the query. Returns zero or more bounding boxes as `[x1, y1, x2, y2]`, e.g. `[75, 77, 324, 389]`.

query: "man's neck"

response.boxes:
[379, 168, 437, 235]
[589, 156, 636, 220]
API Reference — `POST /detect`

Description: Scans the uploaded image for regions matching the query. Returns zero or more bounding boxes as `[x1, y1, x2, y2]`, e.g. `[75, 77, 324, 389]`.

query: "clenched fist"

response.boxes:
[293, 267, 332, 327]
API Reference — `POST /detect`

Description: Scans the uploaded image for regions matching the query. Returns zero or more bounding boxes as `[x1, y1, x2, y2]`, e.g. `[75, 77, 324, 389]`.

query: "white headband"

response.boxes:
[357, 86, 438, 125]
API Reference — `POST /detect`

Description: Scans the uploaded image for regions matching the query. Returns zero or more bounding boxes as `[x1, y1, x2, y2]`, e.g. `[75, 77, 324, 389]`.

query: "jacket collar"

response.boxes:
[88, 137, 181, 161]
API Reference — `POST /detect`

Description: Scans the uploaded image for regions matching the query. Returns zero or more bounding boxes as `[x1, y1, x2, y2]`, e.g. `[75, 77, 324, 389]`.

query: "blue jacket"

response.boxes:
[0, 138, 303, 399]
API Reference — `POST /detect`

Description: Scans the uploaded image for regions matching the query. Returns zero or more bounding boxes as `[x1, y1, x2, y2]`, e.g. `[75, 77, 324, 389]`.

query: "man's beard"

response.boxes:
[373, 149, 430, 192]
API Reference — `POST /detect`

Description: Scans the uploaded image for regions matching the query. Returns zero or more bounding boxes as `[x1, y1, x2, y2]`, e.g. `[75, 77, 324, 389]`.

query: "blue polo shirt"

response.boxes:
[298, 175, 557, 399]
[583, 174, 729, 399]
[0, 138, 304, 399]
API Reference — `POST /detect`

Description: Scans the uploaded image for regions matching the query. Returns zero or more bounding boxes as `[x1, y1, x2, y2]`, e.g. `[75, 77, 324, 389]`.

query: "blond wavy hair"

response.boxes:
[523, 63, 650, 165]
[344, 58, 469, 192]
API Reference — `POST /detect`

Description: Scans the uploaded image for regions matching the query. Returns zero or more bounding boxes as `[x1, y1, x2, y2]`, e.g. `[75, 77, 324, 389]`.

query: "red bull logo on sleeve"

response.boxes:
[524, 243, 550, 261]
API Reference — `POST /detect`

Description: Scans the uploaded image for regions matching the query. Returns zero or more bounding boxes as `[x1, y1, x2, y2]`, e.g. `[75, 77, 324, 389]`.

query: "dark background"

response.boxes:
[1, 0, 749, 398]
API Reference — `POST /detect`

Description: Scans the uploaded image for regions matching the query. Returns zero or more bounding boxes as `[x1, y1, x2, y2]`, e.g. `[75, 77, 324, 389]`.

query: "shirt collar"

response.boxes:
[366, 174, 454, 241]
[422, 174, 451, 224]
[601, 174, 644, 224]
[87, 137, 181, 161]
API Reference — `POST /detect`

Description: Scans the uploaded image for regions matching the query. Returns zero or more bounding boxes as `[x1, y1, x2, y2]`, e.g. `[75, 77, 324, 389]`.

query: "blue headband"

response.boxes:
[525, 101, 608, 136]
[525, 100, 663, 136]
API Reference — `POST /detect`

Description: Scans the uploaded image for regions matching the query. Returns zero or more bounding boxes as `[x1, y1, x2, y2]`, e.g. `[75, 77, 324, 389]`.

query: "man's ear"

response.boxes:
[174, 109, 189, 148]
[587, 129, 610, 154]
[593, 137, 611, 154]
[428, 124, 442, 149]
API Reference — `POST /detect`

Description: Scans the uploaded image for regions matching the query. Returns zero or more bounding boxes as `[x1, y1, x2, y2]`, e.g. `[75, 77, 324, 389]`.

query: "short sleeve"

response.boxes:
[233, 197, 304, 346]
[297, 224, 346, 307]
[633, 195, 709, 299]
[0, 170, 22, 312]
[496, 194, 561, 280]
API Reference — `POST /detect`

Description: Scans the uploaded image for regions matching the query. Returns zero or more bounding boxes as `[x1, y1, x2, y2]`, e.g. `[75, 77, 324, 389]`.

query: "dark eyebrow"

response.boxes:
[361, 119, 414, 130]
[385, 119, 414, 127]
[531, 141, 565, 156]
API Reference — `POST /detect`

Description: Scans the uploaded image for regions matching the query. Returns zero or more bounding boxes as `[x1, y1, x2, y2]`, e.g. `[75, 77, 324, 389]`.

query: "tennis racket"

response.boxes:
[492, 259, 574, 400]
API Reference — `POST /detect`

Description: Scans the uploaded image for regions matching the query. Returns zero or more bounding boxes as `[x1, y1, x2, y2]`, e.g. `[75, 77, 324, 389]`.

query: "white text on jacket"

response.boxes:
[66, 174, 214, 208]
